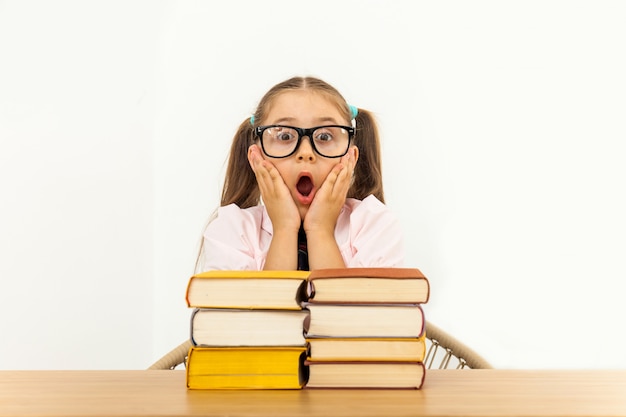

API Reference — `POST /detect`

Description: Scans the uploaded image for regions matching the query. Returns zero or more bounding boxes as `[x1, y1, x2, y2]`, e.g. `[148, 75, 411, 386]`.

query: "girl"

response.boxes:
[197, 76, 404, 272]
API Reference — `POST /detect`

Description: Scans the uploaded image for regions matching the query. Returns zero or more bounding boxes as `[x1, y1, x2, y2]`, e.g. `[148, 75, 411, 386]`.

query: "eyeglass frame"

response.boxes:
[253, 124, 355, 159]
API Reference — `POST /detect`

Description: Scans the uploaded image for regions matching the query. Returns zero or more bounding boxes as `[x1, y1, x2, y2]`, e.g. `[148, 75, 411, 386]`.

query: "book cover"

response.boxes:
[190, 308, 309, 346]
[307, 267, 430, 304]
[186, 346, 308, 389]
[303, 303, 425, 338]
[186, 270, 310, 310]
[306, 334, 426, 362]
[304, 360, 426, 389]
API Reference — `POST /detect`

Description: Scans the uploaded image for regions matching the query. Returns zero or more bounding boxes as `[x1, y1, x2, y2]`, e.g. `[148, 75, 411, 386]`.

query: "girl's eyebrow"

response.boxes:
[272, 116, 341, 125]
[316, 116, 341, 124]
[272, 117, 296, 124]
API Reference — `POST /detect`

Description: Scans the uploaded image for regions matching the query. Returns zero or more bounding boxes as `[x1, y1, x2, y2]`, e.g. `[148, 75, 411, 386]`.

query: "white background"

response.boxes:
[1, 0, 625, 370]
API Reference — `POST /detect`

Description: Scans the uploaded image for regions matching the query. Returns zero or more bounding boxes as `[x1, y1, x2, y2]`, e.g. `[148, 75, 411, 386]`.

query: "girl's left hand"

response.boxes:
[303, 148, 357, 234]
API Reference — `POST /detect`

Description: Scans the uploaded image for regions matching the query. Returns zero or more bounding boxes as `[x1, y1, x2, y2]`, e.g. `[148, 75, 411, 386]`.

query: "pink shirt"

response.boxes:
[199, 195, 404, 271]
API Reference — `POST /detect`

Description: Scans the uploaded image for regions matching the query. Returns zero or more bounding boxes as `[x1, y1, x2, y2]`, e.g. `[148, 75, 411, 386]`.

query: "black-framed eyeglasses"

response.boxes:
[254, 125, 355, 158]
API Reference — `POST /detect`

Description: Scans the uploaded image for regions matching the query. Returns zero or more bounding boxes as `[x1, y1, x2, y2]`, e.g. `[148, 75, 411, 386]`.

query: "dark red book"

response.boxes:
[307, 267, 430, 304]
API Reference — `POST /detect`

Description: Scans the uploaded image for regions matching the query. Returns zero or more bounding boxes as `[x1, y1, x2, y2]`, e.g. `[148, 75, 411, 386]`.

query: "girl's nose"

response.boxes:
[296, 137, 316, 161]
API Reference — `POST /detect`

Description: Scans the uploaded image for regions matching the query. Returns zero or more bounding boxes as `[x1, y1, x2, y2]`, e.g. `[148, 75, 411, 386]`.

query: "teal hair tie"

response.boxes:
[249, 115, 255, 126]
[349, 105, 358, 119]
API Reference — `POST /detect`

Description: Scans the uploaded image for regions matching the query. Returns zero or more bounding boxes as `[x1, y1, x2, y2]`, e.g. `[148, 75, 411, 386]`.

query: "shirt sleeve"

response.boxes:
[198, 204, 268, 272]
[340, 195, 405, 268]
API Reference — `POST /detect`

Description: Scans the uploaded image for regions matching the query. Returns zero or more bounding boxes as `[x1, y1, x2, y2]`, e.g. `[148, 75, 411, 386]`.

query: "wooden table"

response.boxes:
[1, 369, 626, 416]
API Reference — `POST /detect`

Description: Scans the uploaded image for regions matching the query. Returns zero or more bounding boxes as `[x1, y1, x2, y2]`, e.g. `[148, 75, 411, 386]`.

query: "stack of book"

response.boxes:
[184, 270, 310, 389]
[303, 267, 430, 389]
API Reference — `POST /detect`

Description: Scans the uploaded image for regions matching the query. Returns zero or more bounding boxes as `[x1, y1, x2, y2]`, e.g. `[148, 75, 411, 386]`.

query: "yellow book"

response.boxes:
[186, 270, 310, 310]
[306, 333, 427, 362]
[186, 346, 308, 389]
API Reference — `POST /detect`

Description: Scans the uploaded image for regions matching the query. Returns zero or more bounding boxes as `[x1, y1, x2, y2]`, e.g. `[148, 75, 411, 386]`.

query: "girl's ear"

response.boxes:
[247, 144, 261, 168]
[350, 145, 359, 164]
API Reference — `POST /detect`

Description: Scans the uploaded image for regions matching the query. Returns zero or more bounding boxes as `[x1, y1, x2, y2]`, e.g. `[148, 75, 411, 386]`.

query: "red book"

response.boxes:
[307, 267, 430, 304]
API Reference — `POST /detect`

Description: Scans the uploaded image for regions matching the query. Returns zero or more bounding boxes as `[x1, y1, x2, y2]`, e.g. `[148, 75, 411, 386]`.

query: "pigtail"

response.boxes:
[196, 119, 257, 274]
[220, 118, 260, 208]
[349, 108, 385, 203]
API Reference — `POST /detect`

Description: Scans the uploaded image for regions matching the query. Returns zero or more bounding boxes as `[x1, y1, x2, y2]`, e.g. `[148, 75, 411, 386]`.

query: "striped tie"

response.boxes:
[297, 225, 309, 271]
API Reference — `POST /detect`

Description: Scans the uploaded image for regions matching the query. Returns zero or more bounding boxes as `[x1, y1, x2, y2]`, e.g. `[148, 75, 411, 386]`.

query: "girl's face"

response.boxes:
[254, 90, 358, 218]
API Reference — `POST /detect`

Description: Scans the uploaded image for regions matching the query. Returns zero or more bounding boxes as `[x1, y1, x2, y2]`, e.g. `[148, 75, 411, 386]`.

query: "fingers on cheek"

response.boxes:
[259, 160, 273, 174]
[329, 167, 342, 183]
[340, 164, 351, 179]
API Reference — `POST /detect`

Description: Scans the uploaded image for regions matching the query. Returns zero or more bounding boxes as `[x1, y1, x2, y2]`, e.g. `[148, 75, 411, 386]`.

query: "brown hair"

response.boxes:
[220, 76, 385, 208]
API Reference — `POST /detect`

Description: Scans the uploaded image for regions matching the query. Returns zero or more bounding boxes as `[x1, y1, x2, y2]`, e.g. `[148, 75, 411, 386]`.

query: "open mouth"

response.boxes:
[296, 175, 314, 197]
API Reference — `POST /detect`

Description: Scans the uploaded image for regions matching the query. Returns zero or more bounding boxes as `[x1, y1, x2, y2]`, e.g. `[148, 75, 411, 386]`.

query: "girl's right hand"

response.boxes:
[247, 145, 301, 232]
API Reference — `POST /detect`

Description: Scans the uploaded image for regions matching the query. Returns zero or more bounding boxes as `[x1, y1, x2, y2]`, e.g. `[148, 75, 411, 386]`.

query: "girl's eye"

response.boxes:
[314, 130, 334, 142]
[270, 128, 296, 141]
